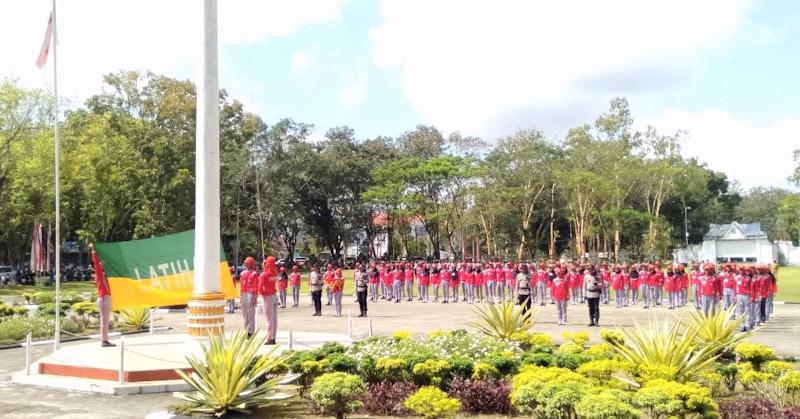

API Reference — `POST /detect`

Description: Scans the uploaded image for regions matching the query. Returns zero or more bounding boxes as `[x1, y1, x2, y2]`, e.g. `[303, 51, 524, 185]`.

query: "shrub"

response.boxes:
[555, 351, 591, 370]
[779, 371, 800, 405]
[562, 331, 590, 347]
[361, 380, 417, 416]
[586, 342, 616, 359]
[636, 364, 680, 382]
[698, 371, 724, 397]
[510, 366, 588, 414]
[0, 304, 28, 318]
[448, 356, 474, 378]
[412, 359, 450, 387]
[577, 359, 623, 384]
[511, 332, 553, 351]
[763, 360, 795, 378]
[632, 379, 718, 419]
[522, 351, 553, 367]
[533, 380, 591, 419]
[32, 292, 55, 305]
[328, 353, 358, 374]
[716, 363, 739, 393]
[734, 343, 777, 370]
[558, 342, 585, 354]
[174, 331, 295, 417]
[116, 307, 151, 330]
[286, 350, 318, 372]
[376, 357, 408, 382]
[448, 377, 511, 415]
[466, 300, 535, 339]
[70, 301, 98, 316]
[314, 341, 347, 357]
[481, 352, 519, 376]
[718, 397, 800, 419]
[60, 317, 83, 334]
[393, 330, 413, 340]
[404, 386, 461, 419]
[609, 318, 724, 383]
[738, 363, 773, 390]
[575, 392, 640, 419]
[0, 316, 53, 344]
[471, 362, 500, 380]
[600, 329, 625, 346]
[36, 302, 68, 316]
[309, 372, 366, 419]
[357, 355, 381, 383]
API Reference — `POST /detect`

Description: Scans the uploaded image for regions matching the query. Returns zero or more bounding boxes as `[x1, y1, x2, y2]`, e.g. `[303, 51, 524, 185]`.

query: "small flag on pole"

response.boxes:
[36, 11, 54, 69]
[30, 223, 44, 272]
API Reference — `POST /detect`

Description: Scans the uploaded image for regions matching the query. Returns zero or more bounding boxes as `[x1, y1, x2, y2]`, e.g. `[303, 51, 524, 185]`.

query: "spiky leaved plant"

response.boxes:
[466, 300, 536, 340]
[175, 330, 297, 417]
[608, 318, 725, 383]
[115, 307, 151, 330]
[682, 305, 749, 352]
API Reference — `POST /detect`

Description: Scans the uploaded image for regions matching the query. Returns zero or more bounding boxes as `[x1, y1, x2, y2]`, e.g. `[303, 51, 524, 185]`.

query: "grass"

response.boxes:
[0, 281, 96, 296]
[776, 266, 800, 303]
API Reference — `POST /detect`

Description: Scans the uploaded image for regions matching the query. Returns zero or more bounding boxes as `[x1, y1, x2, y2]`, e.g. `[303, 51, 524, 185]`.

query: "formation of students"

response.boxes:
[234, 257, 779, 336]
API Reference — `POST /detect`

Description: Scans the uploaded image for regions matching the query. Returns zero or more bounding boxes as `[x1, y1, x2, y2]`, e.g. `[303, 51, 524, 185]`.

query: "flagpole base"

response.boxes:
[187, 292, 225, 338]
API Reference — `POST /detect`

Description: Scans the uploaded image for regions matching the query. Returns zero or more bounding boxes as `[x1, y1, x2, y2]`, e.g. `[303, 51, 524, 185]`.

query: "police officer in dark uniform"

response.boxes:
[356, 264, 369, 317]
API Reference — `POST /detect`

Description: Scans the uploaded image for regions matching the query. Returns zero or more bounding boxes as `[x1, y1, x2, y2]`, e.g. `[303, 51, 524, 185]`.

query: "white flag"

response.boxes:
[35, 11, 54, 69]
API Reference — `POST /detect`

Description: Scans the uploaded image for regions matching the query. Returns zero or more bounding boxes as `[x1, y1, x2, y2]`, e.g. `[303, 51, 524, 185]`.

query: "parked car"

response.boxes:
[293, 256, 309, 266]
[0, 265, 16, 285]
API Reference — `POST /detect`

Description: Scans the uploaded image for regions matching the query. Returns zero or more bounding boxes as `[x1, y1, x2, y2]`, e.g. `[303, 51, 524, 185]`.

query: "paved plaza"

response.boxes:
[0, 298, 798, 418]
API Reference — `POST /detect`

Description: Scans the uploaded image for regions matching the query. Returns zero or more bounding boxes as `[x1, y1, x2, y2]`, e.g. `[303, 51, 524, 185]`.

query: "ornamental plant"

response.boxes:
[575, 391, 640, 419]
[586, 342, 616, 359]
[734, 342, 777, 370]
[116, 307, 151, 330]
[448, 377, 511, 415]
[472, 362, 500, 380]
[562, 331, 590, 347]
[632, 379, 718, 419]
[778, 371, 800, 405]
[174, 331, 296, 417]
[576, 359, 623, 385]
[600, 329, 625, 346]
[716, 363, 739, 392]
[763, 360, 794, 378]
[683, 305, 747, 351]
[510, 332, 553, 351]
[375, 357, 408, 382]
[309, 372, 366, 419]
[361, 380, 417, 416]
[466, 300, 535, 340]
[609, 318, 724, 383]
[412, 359, 450, 387]
[510, 365, 588, 414]
[404, 386, 461, 419]
[521, 351, 553, 367]
[533, 380, 591, 419]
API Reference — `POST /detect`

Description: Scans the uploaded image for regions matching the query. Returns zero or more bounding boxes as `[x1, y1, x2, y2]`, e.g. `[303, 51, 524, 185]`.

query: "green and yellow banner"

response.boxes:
[95, 230, 237, 310]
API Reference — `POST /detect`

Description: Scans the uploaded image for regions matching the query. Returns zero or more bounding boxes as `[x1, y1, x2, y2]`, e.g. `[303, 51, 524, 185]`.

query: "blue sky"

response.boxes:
[3, 0, 798, 190]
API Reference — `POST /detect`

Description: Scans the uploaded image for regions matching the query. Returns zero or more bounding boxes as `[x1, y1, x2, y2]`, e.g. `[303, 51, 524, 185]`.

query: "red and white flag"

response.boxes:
[35, 11, 54, 69]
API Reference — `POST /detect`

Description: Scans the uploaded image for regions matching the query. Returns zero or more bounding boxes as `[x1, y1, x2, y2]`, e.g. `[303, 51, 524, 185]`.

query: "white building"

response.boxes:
[674, 221, 800, 265]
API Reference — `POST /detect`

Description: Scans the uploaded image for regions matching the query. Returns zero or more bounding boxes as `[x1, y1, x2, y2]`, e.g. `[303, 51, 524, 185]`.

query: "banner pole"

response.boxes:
[52, 0, 61, 352]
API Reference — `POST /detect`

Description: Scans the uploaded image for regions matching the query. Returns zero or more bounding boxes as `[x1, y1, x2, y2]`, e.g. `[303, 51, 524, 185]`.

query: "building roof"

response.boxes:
[703, 222, 767, 240]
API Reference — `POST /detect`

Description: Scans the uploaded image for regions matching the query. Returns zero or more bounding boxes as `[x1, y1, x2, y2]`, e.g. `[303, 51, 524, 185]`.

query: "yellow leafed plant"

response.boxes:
[466, 300, 536, 340]
[174, 331, 298, 417]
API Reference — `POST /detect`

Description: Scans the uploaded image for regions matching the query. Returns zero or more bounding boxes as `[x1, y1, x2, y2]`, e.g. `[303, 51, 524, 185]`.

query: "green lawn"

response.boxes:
[776, 266, 800, 303]
[0, 281, 96, 297]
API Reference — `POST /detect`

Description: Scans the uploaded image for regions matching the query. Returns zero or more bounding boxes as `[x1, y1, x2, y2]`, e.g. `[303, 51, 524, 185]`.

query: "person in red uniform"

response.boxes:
[663, 267, 676, 309]
[568, 267, 581, 305]
[733, 266, 752, 330]
[611, 267, 625, 308]
[277, 266, 289, 308]
[404, 263, 415, 302]
[239, 256, 259, 337]
[258, 257, 279, 345]
[88, 243, 114, 347]
[721, 265, 735, 310]
[290, 265, 302, 308]
[551, 268, 570, 325]
[418, 262, 430, 302]
[699, 264, 719, 316]
[327, 268, 345, 316]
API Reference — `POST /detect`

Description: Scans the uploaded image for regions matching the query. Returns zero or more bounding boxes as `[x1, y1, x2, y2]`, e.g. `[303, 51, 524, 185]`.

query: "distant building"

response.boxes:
[674, 221, 800, 265]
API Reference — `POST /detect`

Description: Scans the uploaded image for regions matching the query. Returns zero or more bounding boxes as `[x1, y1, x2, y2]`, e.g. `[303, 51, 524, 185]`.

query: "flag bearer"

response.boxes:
[89, 243, 115, 347]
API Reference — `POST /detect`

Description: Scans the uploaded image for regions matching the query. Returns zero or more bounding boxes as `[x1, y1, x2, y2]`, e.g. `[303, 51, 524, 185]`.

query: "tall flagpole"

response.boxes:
[187, 0, 225, 338]
[52, 0, 61, 351]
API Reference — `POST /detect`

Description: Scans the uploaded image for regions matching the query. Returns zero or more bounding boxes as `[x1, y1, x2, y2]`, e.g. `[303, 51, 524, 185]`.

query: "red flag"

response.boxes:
[46, 224, 52, 271]
[30, 223, 42, 272]
[36, 12, 54, 69]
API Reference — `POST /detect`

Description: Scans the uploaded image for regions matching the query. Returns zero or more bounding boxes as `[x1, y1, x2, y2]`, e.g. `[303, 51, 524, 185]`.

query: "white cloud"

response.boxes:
[337, 56, 368, 108]
[1, 0, 343, 103]
[291, 47, 319, 78]
[640, 108, 799, 190]
[370, 0, 754, 137]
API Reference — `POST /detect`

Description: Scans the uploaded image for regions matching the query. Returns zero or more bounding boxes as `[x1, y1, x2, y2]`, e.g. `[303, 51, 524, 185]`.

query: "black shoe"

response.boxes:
[101, 341, 116, 347]
[588, 323, 595, 327]
[266, 339, 276, 345]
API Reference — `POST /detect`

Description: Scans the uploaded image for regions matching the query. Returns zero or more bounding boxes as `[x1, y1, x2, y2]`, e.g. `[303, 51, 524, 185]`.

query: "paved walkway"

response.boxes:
[0, 297, 797, 418]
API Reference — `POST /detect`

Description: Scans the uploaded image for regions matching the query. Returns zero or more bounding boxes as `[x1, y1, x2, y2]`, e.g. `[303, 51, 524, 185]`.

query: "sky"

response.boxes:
[2, 0, 798, 190]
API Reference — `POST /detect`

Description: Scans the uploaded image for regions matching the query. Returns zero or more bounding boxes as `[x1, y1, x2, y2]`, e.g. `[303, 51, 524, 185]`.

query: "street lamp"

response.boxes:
[684, 206, 692, 246]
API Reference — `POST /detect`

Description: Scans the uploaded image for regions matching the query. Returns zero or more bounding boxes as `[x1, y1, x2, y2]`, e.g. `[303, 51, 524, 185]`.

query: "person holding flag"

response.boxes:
[88, 243, 114, 347]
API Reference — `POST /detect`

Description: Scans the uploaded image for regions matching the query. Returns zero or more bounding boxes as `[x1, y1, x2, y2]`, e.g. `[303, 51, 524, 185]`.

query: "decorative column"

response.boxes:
[188, 0, 224, 337]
